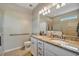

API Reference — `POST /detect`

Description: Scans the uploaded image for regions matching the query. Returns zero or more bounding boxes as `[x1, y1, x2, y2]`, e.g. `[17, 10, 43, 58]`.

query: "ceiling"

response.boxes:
[16, 3, 39, 10]
[45, 3, 79, 18]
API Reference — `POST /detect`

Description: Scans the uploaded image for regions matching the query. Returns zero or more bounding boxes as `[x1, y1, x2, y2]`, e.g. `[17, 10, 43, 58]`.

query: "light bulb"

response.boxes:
[39, 11, 42, 14]
[45, 11, 48, 15]
[43, 13, 45, 15]
[48, 9, 50, 13]
[41, 9, 44, 13]
[44, 7, 47, 11]
[56, 4, 61, 9]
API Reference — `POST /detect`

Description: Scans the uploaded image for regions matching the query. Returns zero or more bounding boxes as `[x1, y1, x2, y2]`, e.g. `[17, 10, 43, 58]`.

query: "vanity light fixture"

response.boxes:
[56, 3, 66, 9]
[39, 9, 44, 14]
[38, 3, 66, 15]
[42, 9, 51, 15]
[39, 7, 51, 15]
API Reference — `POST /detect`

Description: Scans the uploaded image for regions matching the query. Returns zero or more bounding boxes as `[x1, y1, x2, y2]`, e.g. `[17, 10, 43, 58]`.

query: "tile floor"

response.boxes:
[4, 48, 32, 56]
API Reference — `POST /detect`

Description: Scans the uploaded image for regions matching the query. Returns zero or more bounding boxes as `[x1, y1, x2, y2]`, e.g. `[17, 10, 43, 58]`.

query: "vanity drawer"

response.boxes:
[38, 47, 44, 56]
[38, 51, 43, 56]
[38, 40, 44, 47]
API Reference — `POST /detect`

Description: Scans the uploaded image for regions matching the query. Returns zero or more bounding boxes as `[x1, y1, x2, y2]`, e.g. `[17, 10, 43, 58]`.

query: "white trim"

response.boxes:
[4, 46, 23, 53]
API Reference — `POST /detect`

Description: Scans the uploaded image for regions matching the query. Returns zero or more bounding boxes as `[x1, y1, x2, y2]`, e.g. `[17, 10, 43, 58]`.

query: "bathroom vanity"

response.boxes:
[31, 35, 79, 56]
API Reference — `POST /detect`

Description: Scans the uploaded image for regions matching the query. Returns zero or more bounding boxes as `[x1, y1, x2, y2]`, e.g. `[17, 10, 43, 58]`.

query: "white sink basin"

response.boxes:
[61, 44, 79, 51]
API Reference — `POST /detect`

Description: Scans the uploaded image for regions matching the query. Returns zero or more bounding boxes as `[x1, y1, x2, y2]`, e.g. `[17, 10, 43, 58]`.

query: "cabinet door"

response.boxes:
[31, 37, 37, 46]
[44, 43, 57, 56]
[38, 50, 44, 56]
[31, 37, 38, 56]
[44, 51, 56, 56]
[44, 42, 77, 56]
[38, 40, 44, 48]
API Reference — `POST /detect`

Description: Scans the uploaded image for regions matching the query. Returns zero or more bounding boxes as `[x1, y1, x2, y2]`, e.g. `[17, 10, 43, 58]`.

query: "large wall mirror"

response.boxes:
[39, 9, 79, 36]
[38, 3, 79, 36]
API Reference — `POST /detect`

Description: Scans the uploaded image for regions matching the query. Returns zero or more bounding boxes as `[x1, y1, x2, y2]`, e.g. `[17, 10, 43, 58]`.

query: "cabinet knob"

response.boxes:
[38, 42, 42, 44]
[32, 42, 34, 44]
[38, 47, 42, 50]
[38, 52, 42, 56]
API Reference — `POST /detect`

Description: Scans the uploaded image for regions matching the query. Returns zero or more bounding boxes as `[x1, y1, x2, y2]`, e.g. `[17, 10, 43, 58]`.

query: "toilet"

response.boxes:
[24, 41, 31, 52]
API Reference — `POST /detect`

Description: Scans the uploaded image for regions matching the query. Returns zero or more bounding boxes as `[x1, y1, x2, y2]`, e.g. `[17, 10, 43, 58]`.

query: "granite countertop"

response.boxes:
[32, 35, 79, 54]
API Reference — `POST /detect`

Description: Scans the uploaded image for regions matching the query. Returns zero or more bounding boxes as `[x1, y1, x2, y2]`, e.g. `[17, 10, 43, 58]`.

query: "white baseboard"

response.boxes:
[4, 46, 23, 53]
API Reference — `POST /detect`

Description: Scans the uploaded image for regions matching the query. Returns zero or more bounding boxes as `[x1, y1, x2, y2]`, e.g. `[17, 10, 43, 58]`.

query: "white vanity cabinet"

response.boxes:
[31, 37, 38, 56]
[31, 36, 77, 56]
[44, 42, 77, 56]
